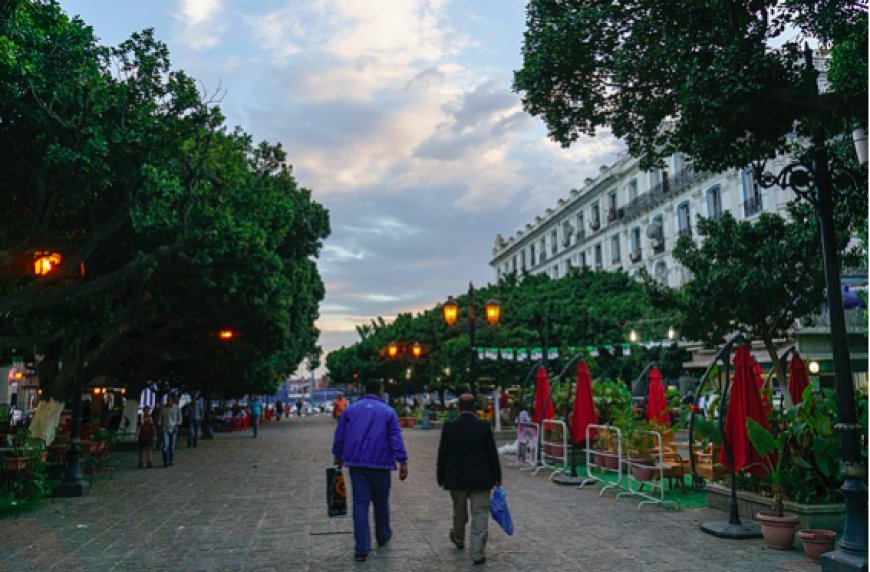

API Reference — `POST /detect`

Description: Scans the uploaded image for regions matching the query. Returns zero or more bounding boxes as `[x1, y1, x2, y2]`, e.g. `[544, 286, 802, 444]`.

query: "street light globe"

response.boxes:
[33, 251, 62, 276]
[442, 296, 459, 326]
[667, 327, 677, 340]
[411, 341, 423, 359]
[485, 299, 501, 326]
[443, 367, 451, 377]
[809, 361, 820, 374]
[219, 329, 235, 341]
[405, 368, 412, 380]
[629, 330, 638, 343]
[388, 342, 400, 359]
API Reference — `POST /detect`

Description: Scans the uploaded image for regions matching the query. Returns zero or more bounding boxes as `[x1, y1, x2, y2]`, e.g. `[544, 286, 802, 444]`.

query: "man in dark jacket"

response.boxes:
[437, 394, 502, 565]
[333, 379, 409, 562]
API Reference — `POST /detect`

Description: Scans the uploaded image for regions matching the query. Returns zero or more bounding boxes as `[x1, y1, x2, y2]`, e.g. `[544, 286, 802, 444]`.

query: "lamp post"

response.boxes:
[442, 282, 501, 396]
[203, 328, 237, 441]
[53, 333, 89, 497]
[752, 46, 867, 571]
[384, 341, 425, 408]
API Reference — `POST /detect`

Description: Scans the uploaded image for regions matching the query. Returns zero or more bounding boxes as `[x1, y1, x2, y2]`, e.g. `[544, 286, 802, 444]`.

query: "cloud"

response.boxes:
[322, 244, 367, 262]
[181, 0, 219, 25]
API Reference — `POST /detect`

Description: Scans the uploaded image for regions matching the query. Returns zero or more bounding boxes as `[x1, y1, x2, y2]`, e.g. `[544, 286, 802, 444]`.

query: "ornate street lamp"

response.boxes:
[388, 341, 400, 359]
[411, 341, 423, 360]
[441, 283, 501, 396]
[218, 329, 235, 341]
[33, 251, 62, 276]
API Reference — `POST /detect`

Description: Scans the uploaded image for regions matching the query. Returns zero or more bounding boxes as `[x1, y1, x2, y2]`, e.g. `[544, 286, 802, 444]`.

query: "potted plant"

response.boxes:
[543, 423, 565, 457]
[798, 529, 837, 561]
[746, 418, 800, 550]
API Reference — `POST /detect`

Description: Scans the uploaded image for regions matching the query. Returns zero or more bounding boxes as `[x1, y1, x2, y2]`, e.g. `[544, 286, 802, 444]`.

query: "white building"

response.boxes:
[490, 152, 796, 288]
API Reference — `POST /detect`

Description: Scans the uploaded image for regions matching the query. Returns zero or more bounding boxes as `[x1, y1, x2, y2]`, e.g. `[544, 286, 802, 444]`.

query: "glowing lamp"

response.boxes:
[411, 342, 423, 359]
[388, 342, 399, 359]
[219, 329, 235, 341]
[92, 388, 99, 395]
[809, 361, 820, 374]
[37, 389, 43, 396]
[629, 330, 638, 343]
[442, 296, 459, 326]
[33, 251, 62, 276]
[14, 371, 24, 380]
[121, 388, 127, 395]
[667, 327, 677, 340]
[485, 299, 501, 326]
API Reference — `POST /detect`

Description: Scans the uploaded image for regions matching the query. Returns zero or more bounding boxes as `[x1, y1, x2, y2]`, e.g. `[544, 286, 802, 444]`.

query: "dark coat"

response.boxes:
[437, 413, 502, 491]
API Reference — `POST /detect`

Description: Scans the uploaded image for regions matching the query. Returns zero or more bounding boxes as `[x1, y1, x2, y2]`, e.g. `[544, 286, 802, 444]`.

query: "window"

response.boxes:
[552, 265, 559, 279]
[706, 185, 722, 220]
[630, 227, 642, 262]
[540, 239, 547, 262]
[512, 255, 517, 272]
[677, 201, 691, 237]
[530, 244, 536, 266]
[662, 170, 670, 192]
[590, 203, 601, 230]
[520, 250, 527, 271]
[562, 220, 573, 248]
[742, 169, 763, 216]
[565, 258, 573, 273]
[610, 234, 621, 264]
[579, 252, 587, 268]
[608, 192, 617, 222]
[575, 212, 585, 239]
[655, 260, 668, 285]
[628, 179, 638, 202]
[650, 214, 665, 253]
[551, 230, 558, 255]
[594, 244, 603, 269]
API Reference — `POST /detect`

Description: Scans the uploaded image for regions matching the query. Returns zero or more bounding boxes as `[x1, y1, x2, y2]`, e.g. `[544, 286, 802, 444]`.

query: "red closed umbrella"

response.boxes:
[719, 346, 772, 477]
[788, 353, 810, 404]
[570, 362, 598, 445]
[751, 355, 772, 415]
[645, 367, 670, 426]
[533, 366, 556, 424]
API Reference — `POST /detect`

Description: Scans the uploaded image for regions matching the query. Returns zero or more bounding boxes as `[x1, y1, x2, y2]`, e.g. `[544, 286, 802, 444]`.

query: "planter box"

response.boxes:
[706, 483, 845, 547]
[5, 457, 28, 471]
[543, 444, 565, 458]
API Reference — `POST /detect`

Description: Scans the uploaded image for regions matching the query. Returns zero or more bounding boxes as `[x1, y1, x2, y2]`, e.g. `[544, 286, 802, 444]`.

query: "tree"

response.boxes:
[514, 0, 867, 172]
[647, 208, 826, 407]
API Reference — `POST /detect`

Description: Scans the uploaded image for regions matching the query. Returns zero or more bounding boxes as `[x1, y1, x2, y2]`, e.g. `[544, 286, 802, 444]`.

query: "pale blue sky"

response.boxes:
[60, 0, 623, 370]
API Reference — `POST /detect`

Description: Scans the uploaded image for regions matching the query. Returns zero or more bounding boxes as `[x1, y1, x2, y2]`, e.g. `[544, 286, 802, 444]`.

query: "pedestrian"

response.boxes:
[136, 406, 155, 468]
[332, 393, 348, 420]
[249, 395, 262, 438]
[187, 395, 203, 448]
[437, 393, 502, 565]
[332, 379, 409, 562]
[152, 401, 162, 451]
[160, 395, 181, 467]
[275, 399, 283, 422]
[296, 398, 303, 417]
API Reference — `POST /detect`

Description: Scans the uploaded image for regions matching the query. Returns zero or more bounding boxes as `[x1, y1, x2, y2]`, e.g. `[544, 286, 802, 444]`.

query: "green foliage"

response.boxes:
[746, 418, 787, 516]
[514, 0, 867, 172]
[592, 378, 631, 425]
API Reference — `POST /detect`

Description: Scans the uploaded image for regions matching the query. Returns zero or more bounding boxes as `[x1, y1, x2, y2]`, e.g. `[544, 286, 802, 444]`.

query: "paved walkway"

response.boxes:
[1, 416, 817, 571]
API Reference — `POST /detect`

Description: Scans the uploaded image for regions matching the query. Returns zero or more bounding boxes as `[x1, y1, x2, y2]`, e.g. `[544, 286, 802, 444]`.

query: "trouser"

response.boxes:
[450, 490, 490, 562]
[251, 414, 260, 437]
[187, 419, 199, 447]
[162, 429, 177, 464]
[349, 468, 392, 554]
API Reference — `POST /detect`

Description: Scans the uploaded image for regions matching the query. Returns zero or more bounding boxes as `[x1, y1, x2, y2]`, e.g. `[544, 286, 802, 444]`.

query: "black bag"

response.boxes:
[326, 467, 347, 517]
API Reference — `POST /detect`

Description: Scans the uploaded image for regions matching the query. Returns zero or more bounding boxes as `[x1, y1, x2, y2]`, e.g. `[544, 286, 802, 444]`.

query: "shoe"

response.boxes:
[354, 553, 367, 562]
[377, 533, 392, 547]
[473, 558, 486, 565]
[449, 532, 464, 550]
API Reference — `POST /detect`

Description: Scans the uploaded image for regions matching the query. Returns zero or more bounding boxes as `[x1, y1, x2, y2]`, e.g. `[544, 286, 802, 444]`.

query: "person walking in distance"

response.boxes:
[136, 406, 155, 468]
[160, 395, 181, 467]
[275, 399, 283, 422]
[332, 393, 349, 420]
[332, 379, 409, 562]
[187, 394, 203, 448]
[437, 394, 502, 565]
[249, 395, 262, 438]
[296, 397, 303, 417]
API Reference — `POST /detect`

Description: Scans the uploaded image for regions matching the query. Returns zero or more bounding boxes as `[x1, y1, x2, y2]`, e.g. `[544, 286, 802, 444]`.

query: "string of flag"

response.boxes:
[473, 340, 677, 362]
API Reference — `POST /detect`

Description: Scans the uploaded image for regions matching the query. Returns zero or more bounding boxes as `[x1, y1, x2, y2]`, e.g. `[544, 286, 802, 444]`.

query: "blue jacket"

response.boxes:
[332, 395, 408, 470]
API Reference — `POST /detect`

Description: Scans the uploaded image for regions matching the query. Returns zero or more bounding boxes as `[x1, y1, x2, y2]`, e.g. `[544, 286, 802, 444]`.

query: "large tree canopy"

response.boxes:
[514, 0, 868, 172]
[0, 0, 329, 400]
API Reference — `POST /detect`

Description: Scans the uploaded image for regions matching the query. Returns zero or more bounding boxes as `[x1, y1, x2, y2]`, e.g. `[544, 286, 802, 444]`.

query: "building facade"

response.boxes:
[490, 152, 796, 288]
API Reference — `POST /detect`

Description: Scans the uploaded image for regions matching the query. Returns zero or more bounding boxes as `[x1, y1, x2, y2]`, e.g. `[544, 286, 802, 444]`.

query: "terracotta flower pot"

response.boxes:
[756, 512, 799, 550]
[628, 457, 658, 482]
[603, 453, 619, 471]
[6, 457, 28, 471]
[798, 529, 836, 561]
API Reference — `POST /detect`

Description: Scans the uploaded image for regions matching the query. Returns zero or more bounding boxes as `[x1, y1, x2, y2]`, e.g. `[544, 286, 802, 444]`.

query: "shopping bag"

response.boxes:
[326, 467, 347, 517]
[489, 486, 514, 535]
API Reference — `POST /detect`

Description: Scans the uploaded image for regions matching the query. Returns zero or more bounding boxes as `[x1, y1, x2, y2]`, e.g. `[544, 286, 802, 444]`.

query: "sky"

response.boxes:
[59, 0, 623, 373]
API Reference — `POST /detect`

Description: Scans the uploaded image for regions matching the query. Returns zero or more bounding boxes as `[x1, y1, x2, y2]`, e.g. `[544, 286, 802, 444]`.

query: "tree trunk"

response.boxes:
[28, 398, 65, 445]
[762, 336, 794, 410]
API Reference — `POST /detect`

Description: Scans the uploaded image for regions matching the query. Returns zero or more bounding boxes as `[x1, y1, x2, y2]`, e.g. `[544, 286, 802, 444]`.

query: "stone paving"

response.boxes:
[0, 416, 818, 572]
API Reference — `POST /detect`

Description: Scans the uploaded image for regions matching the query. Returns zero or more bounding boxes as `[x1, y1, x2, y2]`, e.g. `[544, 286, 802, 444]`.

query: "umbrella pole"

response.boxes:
[700, 341, 761, 539]
[553, 355, 587, 486]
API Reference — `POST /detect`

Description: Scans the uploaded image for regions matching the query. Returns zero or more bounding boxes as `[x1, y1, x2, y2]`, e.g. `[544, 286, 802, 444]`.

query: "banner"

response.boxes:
[622, 343, 631, 356]
[516, 348, 528, 362]
[500, 348, 514, 361]
[586, 346, 599, 357]
[531, 347, 543, 361]
[547, 347, 559, 360]
[477, 348, 486, 360]
[516, 422, 539, 468]
[485, 347, 499, 360]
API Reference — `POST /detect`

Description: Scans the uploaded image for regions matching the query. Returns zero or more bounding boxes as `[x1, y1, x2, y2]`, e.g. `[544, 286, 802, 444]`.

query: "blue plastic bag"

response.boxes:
[489, 486, 514, 535]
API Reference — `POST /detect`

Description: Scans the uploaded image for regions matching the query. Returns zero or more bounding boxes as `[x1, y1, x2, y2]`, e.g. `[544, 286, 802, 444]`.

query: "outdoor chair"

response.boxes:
[692, 443, 728, 486]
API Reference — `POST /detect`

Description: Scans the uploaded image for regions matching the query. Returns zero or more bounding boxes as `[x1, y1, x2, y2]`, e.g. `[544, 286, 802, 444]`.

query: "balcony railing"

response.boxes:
[589, 219, 601, 232]
[629, 249, 642, 263]
[621, 165, 707, 221]
[744, 195, 764, 217]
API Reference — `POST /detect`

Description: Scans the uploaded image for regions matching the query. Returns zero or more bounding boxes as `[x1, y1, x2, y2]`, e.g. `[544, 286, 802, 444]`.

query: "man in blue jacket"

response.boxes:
[333, 379, 409, 562]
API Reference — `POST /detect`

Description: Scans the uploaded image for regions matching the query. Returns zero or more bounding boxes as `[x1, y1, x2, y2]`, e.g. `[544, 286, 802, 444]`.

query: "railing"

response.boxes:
[621, 166, 706, 220]
[744, 195, 764, 216]
[629, 250, 642, 263]
[589, 219, 601, 232]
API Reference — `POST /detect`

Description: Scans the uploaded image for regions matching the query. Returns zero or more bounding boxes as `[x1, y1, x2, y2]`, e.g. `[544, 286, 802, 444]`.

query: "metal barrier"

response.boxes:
[515, 422, 540, 470]
[534, 419, 568, 479]
[616, 430, 677, 510]
[577, 424, 623, 496]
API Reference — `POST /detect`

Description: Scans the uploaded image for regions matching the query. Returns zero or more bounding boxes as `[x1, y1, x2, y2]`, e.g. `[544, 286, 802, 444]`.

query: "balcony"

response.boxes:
[629, 249, 642, 263]
[744, 195, 764, 217]
[621, 165, 707, 221]
[589, 219, 601, 232]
